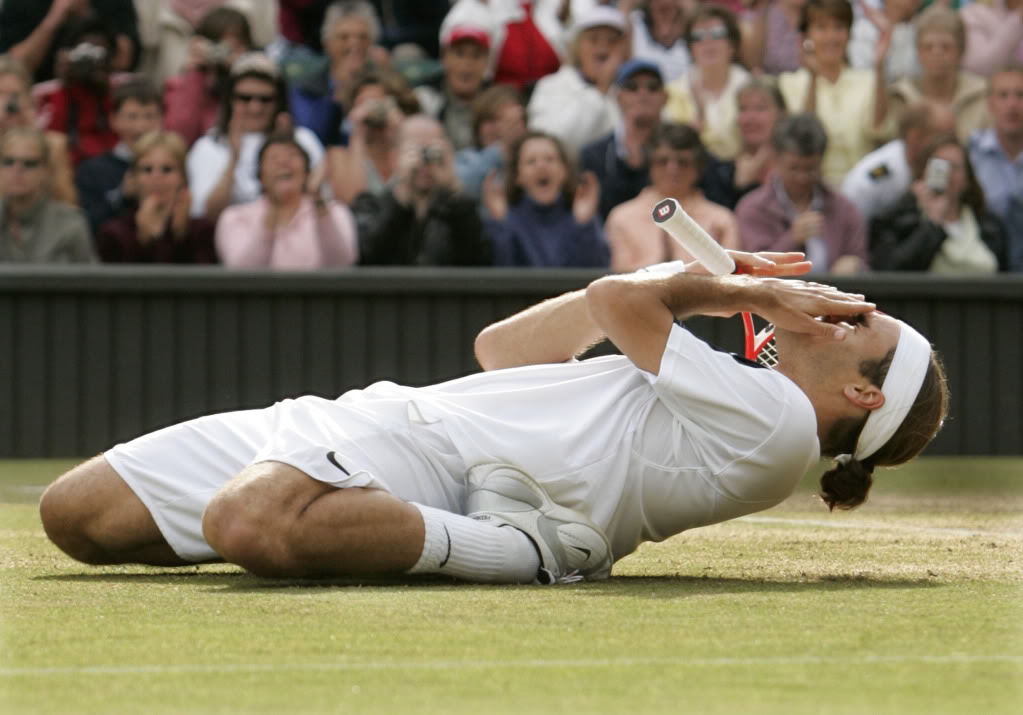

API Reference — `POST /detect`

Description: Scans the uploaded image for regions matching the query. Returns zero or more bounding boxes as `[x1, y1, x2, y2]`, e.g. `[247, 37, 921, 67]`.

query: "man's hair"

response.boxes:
[0, 126, 50, 166]
[989, 62, 1023, 88]
[683, 5, 742, 55]
[505, 131, 576, 206]
[819, 347, 948, 510]
[113, 80, 163, 113]
[771, 113, 829, 156]
[915, 6, 966, 55]
[197, 6, 254, 47]
[471, 85, 523, 147]
[347, 69, 420, 115]
[0, 55, 32, 92]
[911, 134, 988, 217]
[799, 0, 854, 34]
[736, 77, 787, 114]
[132, 130, 187, 174]
[323, 1, 381, 46]
[646, 122, 707, 172]
[897, 100, 942, 139]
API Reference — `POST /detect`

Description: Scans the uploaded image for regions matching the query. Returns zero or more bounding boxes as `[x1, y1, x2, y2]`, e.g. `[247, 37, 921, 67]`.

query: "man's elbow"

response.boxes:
[585, 275, 626, 331]
[474, 326, 502, 371]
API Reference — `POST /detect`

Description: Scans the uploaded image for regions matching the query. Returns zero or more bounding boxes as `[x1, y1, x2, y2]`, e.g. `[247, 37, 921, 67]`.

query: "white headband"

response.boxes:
[842, 320, 932, 463]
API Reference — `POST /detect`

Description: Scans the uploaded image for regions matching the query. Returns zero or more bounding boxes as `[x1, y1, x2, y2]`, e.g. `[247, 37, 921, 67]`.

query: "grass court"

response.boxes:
[1, 458, 1020, 714]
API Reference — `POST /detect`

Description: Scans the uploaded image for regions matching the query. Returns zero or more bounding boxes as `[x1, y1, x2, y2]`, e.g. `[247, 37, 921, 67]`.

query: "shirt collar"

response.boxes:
[770, 173, 824, 217]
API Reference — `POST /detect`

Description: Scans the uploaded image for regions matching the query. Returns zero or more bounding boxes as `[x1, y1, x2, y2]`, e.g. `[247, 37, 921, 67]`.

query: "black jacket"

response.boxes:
[869, 193, 1009, 271]
[75, 150, 131, 238]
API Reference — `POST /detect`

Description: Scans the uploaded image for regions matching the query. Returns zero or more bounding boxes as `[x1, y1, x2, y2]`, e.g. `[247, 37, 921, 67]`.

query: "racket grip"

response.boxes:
[651, 197, 736, 276]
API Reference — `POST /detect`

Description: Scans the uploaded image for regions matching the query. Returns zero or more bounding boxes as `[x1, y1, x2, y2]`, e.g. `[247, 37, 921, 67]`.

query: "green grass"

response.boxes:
[1, 458, 1021, 714]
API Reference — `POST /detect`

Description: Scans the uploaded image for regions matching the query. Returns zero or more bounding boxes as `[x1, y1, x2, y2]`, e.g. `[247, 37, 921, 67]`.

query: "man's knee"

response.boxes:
[40, 457, 118, 564]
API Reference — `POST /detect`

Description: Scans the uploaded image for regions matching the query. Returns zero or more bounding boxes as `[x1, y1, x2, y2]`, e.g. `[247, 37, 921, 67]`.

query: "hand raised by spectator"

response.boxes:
[912, 179, 951, 225]
[734, 144, 772, 188]
[790, 210, 824, 248]
[482, 169, 508, 221]
[573, 171, 600, 225]
[170, 188, 191, 240]
[136, 195, 171, 243]
[227, 114, 245, 158]
[47, 0, 88, 24]
[799, 38, 821, 76]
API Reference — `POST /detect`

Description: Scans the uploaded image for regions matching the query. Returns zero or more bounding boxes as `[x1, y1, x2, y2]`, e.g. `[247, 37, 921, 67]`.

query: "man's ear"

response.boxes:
[843, 383, 885, 411]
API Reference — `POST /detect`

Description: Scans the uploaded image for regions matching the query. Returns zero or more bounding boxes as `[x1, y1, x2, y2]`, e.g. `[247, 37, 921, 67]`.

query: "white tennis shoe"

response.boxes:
[466, 464, 613, 584]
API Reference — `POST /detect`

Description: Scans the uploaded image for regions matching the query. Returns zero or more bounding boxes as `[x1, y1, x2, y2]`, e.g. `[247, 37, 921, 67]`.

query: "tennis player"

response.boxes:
[39, 253, 948, 584]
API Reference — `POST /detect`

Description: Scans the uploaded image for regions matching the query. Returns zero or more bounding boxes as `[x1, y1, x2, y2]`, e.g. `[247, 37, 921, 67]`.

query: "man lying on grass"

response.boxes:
[39, 252, 948, 584]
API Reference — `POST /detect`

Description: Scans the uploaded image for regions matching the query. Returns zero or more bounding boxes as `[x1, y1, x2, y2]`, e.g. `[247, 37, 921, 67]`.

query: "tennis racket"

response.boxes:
[651, 197, 778, 368]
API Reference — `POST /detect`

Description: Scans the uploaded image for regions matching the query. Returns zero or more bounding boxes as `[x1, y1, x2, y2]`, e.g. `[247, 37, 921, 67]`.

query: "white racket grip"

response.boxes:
[651, 198, 736, 276]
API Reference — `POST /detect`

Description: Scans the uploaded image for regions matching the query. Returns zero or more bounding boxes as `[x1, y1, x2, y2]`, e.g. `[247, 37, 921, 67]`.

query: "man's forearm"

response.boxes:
[474, 289, 605, 371]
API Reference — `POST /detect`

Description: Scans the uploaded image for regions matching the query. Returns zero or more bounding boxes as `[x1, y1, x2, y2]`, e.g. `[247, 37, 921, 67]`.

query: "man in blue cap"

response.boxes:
[580, 57, 667, 221]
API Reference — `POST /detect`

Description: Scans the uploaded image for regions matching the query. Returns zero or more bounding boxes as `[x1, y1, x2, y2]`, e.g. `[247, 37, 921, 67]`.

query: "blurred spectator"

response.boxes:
[162, 6, 256, 148]
[454, 85, 527, 204]
[700, 77, 787, 210]
[415, 8, 492, 152]
[740, 0, 805, 75]
[580, 58, 667, 221]
[870, 134, 1008, 272]
[75, 80, 162, 237]
[778, 0, 894, 185]
[736, 113, 867, 274]
[187, 52, 324, 220]
[625, 0, 692, 83]
[276, 0, 333, 53]
[664, 5, 750, 160]
[135, 1, 276, 88]
[42, 15, 121, 167]
[366, 1, 449, 57]
[0, 0, 138, 82]
[842, 99, 956, 223]
[288, 1, 381, 146]
[354, 115, 490, 265]
[97, 130, 216, 263]
[848, 0, 922, 82]
[528, 6, 627, 157]
[326, 69, 419, 204]
[606, 122, 739, 273]
[0, 55, 78, 204]
[216, 132, 357, 268]
[483, 130, 608, 268]
[456, 0, 564, 91]
[888, 7, 989, 144]
[0, 127, 95, 263]
[969, 64, 1023, 271]
[961, 0, 1023, 78]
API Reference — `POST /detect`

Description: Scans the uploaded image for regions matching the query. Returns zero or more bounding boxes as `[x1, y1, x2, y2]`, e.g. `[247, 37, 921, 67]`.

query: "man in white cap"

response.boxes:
[39, 251, 948, 585]
[527, 4, 628, 156]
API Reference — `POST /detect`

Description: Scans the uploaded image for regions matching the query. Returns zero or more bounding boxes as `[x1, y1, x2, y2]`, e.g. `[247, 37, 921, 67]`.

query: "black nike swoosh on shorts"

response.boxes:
[326, 451, 351, 476]
[570, 545, 591, 559]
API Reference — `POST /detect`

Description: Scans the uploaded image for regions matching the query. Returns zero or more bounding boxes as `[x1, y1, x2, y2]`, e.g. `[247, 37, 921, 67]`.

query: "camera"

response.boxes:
[924, 157, 951, 195]
[421, 146, 444, 165]
[363, 97, 397, 129]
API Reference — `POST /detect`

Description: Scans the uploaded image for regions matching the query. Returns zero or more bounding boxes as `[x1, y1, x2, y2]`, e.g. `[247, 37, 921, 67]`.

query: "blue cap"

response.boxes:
[615, 58, 663, 87]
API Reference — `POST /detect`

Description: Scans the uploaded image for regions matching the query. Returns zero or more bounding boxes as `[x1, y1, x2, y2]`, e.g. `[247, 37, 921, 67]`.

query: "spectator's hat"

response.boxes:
[439, 2, 493, 50]
[570, 6, 627, 41]
[615, 58, 663, 87]
[231, 51, 280, 79]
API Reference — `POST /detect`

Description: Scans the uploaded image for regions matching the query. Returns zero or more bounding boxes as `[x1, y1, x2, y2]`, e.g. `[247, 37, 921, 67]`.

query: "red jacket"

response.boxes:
[44, 84, 119, 167]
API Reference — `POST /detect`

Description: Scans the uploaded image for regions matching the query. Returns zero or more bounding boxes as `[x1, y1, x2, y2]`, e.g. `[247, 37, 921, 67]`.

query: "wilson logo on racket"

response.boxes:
[654, 201, 674, 221]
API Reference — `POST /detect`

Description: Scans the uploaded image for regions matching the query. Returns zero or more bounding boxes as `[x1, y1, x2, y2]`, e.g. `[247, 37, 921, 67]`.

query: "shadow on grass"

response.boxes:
[33, 570, 944, 596]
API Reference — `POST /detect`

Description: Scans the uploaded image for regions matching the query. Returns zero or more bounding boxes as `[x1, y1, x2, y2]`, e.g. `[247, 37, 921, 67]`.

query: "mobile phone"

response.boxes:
[924, 157, 950, 195]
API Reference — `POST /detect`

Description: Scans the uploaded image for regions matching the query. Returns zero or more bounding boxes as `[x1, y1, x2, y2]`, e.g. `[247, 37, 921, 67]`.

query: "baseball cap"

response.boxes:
[443, 25, 491, 49]
[615, 58, 663, 86]
[571, 6, 627, 40]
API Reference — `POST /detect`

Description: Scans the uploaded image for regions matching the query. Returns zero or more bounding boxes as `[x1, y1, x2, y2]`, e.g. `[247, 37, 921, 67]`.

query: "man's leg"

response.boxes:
[201, 461, 541, 582]
[40, 456, 190, 566]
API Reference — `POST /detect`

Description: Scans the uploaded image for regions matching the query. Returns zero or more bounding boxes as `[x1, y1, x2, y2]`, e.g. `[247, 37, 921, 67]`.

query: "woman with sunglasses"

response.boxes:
[0, 127, 94, 263]
[186, 52, 325, 222]
[664, 5, 750, 160]
[95, 130, 216, 263]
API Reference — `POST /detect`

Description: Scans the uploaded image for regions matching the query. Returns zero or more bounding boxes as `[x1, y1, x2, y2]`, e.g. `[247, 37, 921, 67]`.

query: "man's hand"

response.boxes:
[482, 170, 507, 220]
[752, 278, 875, 341]
[684, 250, 812, 277]
[790, 210, 823, 247]
[572, 171, 600, 224]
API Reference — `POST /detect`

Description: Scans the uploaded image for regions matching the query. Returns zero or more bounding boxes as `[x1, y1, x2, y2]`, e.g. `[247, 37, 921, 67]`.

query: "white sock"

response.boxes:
[407, 503, 540, 584]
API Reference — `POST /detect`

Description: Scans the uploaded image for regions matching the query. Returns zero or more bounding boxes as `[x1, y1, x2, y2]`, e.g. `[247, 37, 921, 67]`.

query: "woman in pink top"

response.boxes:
[215, 132, 359, 268]
[961, 0, 1023, 78]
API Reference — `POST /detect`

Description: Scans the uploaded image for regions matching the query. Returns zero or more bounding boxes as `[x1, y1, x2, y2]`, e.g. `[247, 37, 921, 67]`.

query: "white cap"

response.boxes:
[570, 6, 626, 41]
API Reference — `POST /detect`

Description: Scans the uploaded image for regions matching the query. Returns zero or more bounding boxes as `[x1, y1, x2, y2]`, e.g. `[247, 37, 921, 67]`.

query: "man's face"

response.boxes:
[917, 31, 960, 79]
[0, 134, 48, 200]
[648, 145, 699, 196]
[112, 99, 162, 145]
[231, 77, 278, 133]
[988, 70, 1023, 138]
[777, 151, 822, 202]
[443, 40, 488, 100]
[616, 71, 666, 127]
[576, 26, 624, 83]
[736, 88, 781, 150]
[400, 119, 451, 195]
[325, 17, 371, 65]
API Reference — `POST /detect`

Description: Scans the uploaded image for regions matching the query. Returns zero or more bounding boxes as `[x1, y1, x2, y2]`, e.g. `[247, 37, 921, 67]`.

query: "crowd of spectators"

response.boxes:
[0, 0, 1019, 274]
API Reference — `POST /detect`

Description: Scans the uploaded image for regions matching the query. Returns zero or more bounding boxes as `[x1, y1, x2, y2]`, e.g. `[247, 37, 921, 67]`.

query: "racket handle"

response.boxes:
[651, 198, 736, 276]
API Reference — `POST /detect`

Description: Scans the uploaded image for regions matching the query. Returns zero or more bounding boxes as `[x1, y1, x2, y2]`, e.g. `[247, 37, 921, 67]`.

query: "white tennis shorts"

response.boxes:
[105, 395, 470, 562]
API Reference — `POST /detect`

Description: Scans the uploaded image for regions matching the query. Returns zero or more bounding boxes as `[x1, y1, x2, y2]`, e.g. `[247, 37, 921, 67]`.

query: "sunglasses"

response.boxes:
[651, 155, 697, 169]
[689, 26, 729, 43]
[1, 156, 43, 169]
[234, 92, 276, 105]
[623, 78, 662, 92]
[137, 164, 177, 175]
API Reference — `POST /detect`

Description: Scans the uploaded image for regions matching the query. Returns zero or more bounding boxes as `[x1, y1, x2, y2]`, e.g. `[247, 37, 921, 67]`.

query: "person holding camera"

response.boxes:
[95, 130, 216, 264]
[354, 114, 490, 266]
[187, 52, 325, 222]
[0, 55, 78, 205]
[215, 132, 358, 269]
[869, 134, 1009, 273]
[162, 7, 256, 148]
